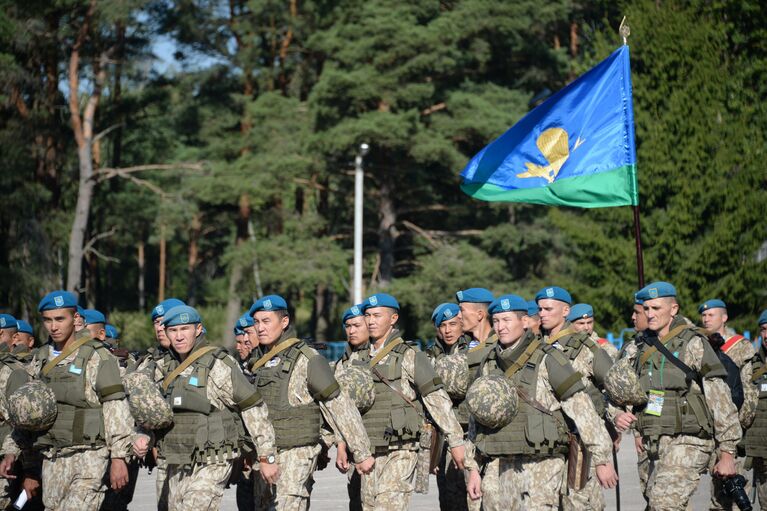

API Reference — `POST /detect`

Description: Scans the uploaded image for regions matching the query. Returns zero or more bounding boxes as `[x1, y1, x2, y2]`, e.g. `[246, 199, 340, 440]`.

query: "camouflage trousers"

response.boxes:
[644, 434, 714, 510]
[360, 449, 418, 511]
[636, 439, 651, 510]
[435, 443, 468, 511]
[41, 447, 109, 511]
[254, 444, 320, 511]
[166, 461, 233, 511]
[480, 455, 565, 511]
[0, 474, 11, 510]
[753, 457, 767, 507]
[561, 455, 605, 510]
[347, 465, 362, 511]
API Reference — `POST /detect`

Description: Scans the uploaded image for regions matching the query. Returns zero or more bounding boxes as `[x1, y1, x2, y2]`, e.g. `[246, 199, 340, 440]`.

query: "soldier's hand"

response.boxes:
[614, 412, 637, 432]
[259, 461, 280, 485]
[634, 435, 645, 454]
[0, 454, 16, 479]
[355, 456, 375, 475]
[467, 469, 482, 500]
[22, 475, 40, 497]
[110, 458, 129, 491]
[595, 463, 619, 489]
[713, 451, 737, 478]
[133, 435, 150, 459]
[335, 442, 349, 473]
[449, 445, 466, 470]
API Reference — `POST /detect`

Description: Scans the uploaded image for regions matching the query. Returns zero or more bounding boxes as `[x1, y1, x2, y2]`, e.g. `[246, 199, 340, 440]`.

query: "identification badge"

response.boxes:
[761, 383, 767, 393]
[468, 340, 479, 349]
[645, 390, 665, 416]
[174, 396, 182, 406]
[265, 357, 281, 368]
[188, 376, 199, 386]
[68, 364, 82, 375]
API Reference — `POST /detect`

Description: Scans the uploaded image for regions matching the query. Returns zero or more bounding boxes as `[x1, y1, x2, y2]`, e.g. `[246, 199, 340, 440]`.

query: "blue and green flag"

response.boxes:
[460, 46, 638, 208]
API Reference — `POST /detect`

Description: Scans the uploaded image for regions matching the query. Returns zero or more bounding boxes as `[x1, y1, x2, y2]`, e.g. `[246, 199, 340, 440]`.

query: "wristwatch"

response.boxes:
[259, 454, 276, 464]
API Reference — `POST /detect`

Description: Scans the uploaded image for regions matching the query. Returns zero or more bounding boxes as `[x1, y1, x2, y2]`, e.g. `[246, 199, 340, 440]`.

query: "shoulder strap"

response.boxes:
[249, 337, 301, 372]
[646, 335, 702, 388]
[368, 338, 404, 368]
[162, 346, 218, 392]
[752, 363, 767, 383]
[504, 339, 542, 379]
[41, 336, 92, 376]
[639, 323, 689, 366]
[721, 335, 744, 353]
[546, 325, 576, 346]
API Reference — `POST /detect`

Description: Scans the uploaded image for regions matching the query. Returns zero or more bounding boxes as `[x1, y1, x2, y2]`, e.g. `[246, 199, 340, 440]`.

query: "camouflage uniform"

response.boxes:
[709, 334, 756, 511]
[743, 342, 767, 507]
[2, 330, 135, 511]
[471, 330, 612, 511]
[614, 316, 742, 510]
[352, 330, 469, 511]
[152, 336, 276, 511]
[546, 323, 614, 511]
[251, 330, 371, 511]
[0, 353, 30, 509]
[589, 332, 619, 361]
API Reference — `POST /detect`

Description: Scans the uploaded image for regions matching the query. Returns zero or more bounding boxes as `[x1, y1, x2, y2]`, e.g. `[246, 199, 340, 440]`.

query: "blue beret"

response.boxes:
[16, 320, 33, 335]
[488, 294, 529, 314]
[527, 300, 540, 316]
[637, 281, 676, 301]
[237, 314, 255, 328]
[534, 286, 572, 305]
[634, 291, 644, 305]
[81, 309, 106, 326]
[455, 288, 494, 304]
[38, 290, 77, 312]
[105, 324, 120, 340]
[161, 305, 202, 327]
[758, 310, 767, 326]
[151, 298, 186, 321]
[698, 299, 727, 314]
[361, 293, 400, 312]
[233, 325, 245, 336]
[0, 314, 16, 330]
[342, 304, 364, 324]
[249, 295, 289, 316]
[567, 303, 594, 322]
[431, 303, 460, 327]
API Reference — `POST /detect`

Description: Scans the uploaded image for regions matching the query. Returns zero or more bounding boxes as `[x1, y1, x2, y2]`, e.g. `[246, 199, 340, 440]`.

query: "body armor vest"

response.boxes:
[35, 341, 121, 449]
[474, 344, 570, 457]
[743, 351, 767, 458]
[634, 329, 714, 441]
[359, 342, 423, 453]
[554, 332, 606, 417]
[427, 337, 471, 428]
[254, 342, 322, 450]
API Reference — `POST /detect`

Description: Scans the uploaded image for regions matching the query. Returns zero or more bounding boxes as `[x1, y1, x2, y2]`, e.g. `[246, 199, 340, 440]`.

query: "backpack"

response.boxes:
[716, 350, 744, 409]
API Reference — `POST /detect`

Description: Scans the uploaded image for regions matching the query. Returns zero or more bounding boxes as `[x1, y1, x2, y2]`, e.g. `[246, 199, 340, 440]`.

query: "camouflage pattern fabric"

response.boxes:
[360, 448, 418, 511]
[435, 442, 468, 511]
[156, 457, 169, 511]
[336, 364, 376, 413]
[465, 375, 518, 429]
[434, 352, 469, 399]
[482, 455, 566, 511]
[643, 434, 714, 510]
[604, 355, 647, 407]
[477, 457, 501, 511]
[40, 446, 110, 511]
[122, 370, 173, 429]
[167, 460, 233, 511]
[754, 457, 767, 508]
[8, 380, 57, 431]
[561, 457, 604, 511]
[254, 444, 320, 511]
[100, 458, 140, 511]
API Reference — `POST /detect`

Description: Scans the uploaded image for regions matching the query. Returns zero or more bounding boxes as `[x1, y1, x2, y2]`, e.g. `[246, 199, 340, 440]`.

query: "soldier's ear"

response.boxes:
[280, 314, 290, 330]
[390, 312, 399, 325]
[195, 323, 204, 336]
[562, 305, 570, 318]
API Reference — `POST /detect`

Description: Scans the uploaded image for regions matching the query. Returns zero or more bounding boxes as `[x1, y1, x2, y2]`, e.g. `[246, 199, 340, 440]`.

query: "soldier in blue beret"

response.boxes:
[744, 310, 767, 506]
[0, 314, 17, 351]
[248, 294, 373, 510]
[455, 288, 496, 349]
[428, 303, 465, 358]
[105, 324, 120, 341]
[234, 314, 254, 364]
[11, 320, 36, 361]
[81, 309, 107, 342]
[524, 300, 542, 335]
[568, 304, 619, 362]
[612, 282, 742, 509]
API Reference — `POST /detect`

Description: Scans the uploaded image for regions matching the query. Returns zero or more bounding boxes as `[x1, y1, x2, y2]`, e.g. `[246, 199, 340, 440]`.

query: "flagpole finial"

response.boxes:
[619, 16, 631, 45]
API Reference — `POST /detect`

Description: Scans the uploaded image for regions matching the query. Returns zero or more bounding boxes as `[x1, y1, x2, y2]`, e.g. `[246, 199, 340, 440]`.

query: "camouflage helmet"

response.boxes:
[604, 356, 647, 407]
[122, 371, 173, 429]
[8, 380, 57, 432]
[466, 374, 518, 429]
[435, 353, 469, 399]
[336, 364, 375, 413]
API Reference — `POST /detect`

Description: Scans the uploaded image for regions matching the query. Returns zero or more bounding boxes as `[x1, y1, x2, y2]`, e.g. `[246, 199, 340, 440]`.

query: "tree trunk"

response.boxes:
[377, 180, 398, 288]
[224, 194, 252, 344]
[67, 144, 96, 292]
[187, 213, 202, 305]
[158, 225, 167, 302]
[137, 240, 146, 310]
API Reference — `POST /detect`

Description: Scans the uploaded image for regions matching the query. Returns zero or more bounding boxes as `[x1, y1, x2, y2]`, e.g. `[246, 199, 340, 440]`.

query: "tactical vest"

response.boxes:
[553, 332, 608, 417]
[159, 348, 242, 465]
[743, 353, 767, 458]
[254, 342, 322, 450]
[359, 342, 423, 453]
[35, 341, 123, 450]
[474, 345, 570, 457]
[427, 338, 471, 428]
[634, 328, 714, 441]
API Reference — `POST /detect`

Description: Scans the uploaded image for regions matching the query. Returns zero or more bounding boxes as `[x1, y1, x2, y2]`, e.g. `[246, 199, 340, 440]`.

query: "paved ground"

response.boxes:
[129, 432, 717, 510]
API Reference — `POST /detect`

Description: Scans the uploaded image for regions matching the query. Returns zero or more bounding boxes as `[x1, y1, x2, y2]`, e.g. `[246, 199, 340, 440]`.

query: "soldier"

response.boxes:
[699, 299, 758, 510]
[234, 317, 254, 364]
[568, 303, 620, 361]
[612, 282, 742, 510]
[358, 292, 469, 510]
[231, 312, 258, 511]
[0, 290, 138, 511]
[627, 290, 651, 507]
[11, 320, 36, 363]
[148, 305, 278, 510]
[536, 287, 615, 511]
[465, 294, 617, 510]
[425, 302, 472, 511]
[80, 308, 107, 341]
[247, 295, 374, 511]
[0, 314, 17, 351]
[334, 304, 369, 511]
[524, 300, 542, 335]
[743, 310, 767, 507]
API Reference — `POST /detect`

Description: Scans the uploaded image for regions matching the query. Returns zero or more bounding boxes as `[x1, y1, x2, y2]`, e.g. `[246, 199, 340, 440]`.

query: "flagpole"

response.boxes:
[633, 204, 645, 288]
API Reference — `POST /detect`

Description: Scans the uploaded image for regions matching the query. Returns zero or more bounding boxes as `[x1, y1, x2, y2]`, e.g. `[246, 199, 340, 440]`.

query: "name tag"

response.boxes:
[174, 396, 182, 406]
[188, 376, 199, 386]
[468, 340, 479, 349]
[265, 357, 281, 368]
[761, 383, 767, 393]
[645, 390, 664, 416]
[68, 364, 82, 375]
